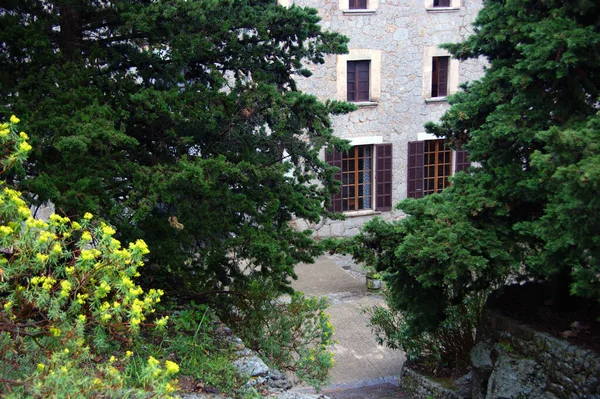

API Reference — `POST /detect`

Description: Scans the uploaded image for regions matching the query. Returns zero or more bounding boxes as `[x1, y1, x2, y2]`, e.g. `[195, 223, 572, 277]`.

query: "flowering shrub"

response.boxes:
[0, 116, 178, 397]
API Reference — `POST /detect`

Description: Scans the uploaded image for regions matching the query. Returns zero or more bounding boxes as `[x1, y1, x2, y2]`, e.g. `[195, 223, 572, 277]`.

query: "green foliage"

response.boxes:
[331, 0, 600, 371]
[217, 280, 335, 391]
[364, 291, 485, 374]
[0, 117, 178, 397]
[0, 0, 351, 295]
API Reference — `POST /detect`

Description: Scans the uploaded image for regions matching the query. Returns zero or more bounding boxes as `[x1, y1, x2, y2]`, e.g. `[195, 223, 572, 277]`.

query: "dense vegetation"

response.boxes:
[0, 116, 335, 397]
[332, 0, 600, 372]
[0, 0, 349, 395]
[0, 0, 351, 294]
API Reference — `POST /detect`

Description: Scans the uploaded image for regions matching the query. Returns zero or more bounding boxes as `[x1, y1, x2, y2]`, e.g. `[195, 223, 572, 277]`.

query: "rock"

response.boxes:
[266, 369, 293, 390]
[470, 341, 493, 399]
[485, 353, 547, 399]
[233, 356, 270, 378]
[455, 371, 472, 398]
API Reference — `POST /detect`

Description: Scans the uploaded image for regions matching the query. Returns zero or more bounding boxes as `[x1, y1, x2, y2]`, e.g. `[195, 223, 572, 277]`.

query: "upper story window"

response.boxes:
[347, 60, 370, 102]
[431, 56, 449, 98]
[433, 0, 451, 6]
[349, 0, 367, 9]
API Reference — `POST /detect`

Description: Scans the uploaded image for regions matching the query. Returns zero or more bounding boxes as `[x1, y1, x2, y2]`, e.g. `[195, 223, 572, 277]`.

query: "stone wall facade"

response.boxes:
[290, 0, 485, 237]
[471, 309, 600, 399]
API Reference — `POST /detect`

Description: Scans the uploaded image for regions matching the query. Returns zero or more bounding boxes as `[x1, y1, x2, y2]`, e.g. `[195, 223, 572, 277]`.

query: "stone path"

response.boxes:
[289, 254, 410, 398]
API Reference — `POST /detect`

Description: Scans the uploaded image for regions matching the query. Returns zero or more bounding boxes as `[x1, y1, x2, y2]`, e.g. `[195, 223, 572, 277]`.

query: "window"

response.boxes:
[349, 0, 367, 9]
[431, 56, 449, 98]
[407, 140, 469, 198]
[433, 0, 451, 6]
[347, 61, 370, 102]
[327, 144, 392, 212]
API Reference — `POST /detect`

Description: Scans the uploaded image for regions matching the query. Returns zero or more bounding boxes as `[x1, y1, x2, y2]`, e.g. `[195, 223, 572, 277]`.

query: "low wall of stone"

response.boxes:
[398, 368, 464, 399]
[472, 309, 600, 399]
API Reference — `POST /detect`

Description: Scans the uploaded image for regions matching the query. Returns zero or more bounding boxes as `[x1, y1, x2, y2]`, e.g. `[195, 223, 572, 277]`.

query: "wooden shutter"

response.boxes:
[375, 144, 393, 211]
[349, 0, 367, 8]
[326, 149, 344, 212]
[407, 141, 425, 198]
[454, 146, 470, 173]
[347, 61, 370, 102]
[347, 62, 356, 102]
[357, 61, 370, 101]
[437, 57, 449, 97]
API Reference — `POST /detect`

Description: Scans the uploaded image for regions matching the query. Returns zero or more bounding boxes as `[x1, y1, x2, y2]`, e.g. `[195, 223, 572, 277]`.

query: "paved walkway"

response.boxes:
[289, 255, 408, 396]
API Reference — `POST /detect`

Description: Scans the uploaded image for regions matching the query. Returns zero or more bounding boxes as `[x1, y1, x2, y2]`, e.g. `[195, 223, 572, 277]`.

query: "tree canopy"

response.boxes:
[336, 0, 600, 334]
[0, 0, 351, 293]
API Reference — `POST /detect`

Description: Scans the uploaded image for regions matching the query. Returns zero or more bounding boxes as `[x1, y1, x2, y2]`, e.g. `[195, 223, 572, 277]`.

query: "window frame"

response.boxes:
[431, 56, 450, 98]
[327, 143, 392, 213]
[336, 49, 382, 104]
[407, 139, 470, 198]
[347, 60, 370, 102]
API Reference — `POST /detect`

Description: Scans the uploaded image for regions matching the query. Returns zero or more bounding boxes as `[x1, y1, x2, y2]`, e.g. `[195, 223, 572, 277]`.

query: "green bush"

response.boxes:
[365, 291, 485, 375]
[218, 279, 335, 391]
[0, 116, 178, 397]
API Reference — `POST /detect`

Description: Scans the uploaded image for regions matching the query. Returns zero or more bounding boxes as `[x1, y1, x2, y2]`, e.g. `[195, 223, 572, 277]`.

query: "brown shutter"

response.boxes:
[454, 146, 470, 173]
[437, 57, 449, 97]
[349, 0, 367, 9]
[375, 144, 392, 211]
[407, 141, 425, 198]
[326, 149, 344, 212]
[347, 61, 356, 102]
[357, 61, 370, 101]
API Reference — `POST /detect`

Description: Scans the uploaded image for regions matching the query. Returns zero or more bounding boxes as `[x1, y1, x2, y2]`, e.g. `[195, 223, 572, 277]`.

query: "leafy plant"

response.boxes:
[217, 279, 335, 391]
[0, 116, 178, 397]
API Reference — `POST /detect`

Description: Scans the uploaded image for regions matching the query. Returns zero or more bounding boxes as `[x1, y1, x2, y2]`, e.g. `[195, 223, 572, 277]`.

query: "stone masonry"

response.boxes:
[291, 0, 485, 237]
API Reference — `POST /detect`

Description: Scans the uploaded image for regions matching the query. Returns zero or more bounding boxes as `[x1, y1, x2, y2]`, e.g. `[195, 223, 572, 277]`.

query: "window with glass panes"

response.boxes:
[423, 139, 452, 195]
[339, 146, 373, 211]
[326, 144, 392, 212]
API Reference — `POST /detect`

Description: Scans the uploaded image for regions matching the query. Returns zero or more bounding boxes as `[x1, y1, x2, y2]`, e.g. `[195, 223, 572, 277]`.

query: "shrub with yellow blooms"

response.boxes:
[0, 116, 178, 397]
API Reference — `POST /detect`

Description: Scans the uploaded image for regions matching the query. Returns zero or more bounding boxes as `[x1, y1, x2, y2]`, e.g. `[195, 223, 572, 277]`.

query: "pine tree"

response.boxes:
[338, 0, 600, 334]
[0, 0, 351, 293]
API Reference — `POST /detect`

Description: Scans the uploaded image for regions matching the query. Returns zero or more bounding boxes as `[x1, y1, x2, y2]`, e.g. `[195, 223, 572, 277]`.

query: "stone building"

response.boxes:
[287, 0, 485, 237]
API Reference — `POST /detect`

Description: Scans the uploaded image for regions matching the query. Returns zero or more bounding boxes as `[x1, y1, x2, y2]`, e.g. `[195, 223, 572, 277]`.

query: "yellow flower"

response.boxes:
[0, 129, 8, 137]
[78, 314, 86, 323]
[164, 360, 179, 374]
[36, 253, 49, 263]
[83, 212, 93, 220]
[130, 317, 141, 326]
[49, 326, 61, 337]
[10, 115, 20, 124]
[129, 239, 150, 255]
[18, 142, 32, 153]
[3, 301, 12, 310]
[51, 242, 62, 255]
[64, 348, 69, 354]
[71, 221, 82, 230]
[125, 351, 133, 357]
[156, 316, 169, 328]
[93, 378, 102, 385]
[81, 231, 92, 241]
[101, 223, 116, 236]
[37, 363, 45, 371]
[166, 382, 175, 393]
[60, 366, 68, 373]
[19, 131, 28, 140]
[65, 266, 75, 274]
[147, 356, 159, 367]
[101, 313, 112, 322]
[109, 356, 116, 363]
[0, 226, 13, 236]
